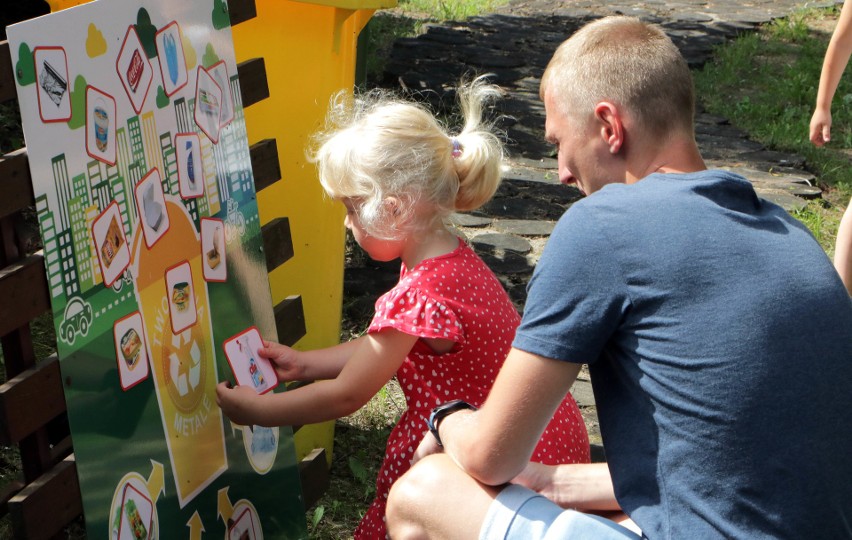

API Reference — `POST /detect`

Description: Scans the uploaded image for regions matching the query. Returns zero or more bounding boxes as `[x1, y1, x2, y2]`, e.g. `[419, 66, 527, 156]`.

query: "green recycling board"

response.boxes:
[7, 0, 308, 538]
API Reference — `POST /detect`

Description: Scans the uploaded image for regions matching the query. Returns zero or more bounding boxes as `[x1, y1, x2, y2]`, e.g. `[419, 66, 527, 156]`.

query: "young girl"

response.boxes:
[216, 77, 590, 538]
[809, 0, 852, 294]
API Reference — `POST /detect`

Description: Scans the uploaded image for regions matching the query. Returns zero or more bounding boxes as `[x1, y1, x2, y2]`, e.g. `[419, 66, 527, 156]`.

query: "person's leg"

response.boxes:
[835, 197, 852, 295]
[386, 454, 641, 540]
[386, 454, 500, 539]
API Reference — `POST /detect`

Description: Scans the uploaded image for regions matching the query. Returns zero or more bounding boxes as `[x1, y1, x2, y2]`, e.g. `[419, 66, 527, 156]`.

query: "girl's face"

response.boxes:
[342, 198, 402, 262]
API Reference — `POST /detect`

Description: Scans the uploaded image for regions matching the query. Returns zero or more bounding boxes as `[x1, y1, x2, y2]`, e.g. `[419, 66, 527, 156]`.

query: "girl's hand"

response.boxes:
[258, 340, 305, 381]
[810, 107, 832, 146]
[216, 382, 265, 426]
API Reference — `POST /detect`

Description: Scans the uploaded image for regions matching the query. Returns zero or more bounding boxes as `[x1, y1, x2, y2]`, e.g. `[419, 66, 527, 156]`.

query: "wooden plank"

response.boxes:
[227, 0, 257, 26]
[237, 58, 269, 108]
[262, 217, 294, 272]
[0, 149, 33, 220]
[274, 295, 306, 347]
[250, 138, 281, 192]
[8, 455, 82, 540]
[0, 253, 50, 337]
[298, 448, 330, 510]
[0, 356, 66, 446]
[0, 41, 14, 104]
[0, 479, 25, 519]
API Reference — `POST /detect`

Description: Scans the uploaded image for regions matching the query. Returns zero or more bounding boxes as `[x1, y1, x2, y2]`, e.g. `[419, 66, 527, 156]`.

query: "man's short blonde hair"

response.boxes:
[541, 16, 695, 138]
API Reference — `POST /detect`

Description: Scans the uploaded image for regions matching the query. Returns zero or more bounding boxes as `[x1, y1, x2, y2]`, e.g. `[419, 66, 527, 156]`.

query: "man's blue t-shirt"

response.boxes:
[513, 170, 852, 539]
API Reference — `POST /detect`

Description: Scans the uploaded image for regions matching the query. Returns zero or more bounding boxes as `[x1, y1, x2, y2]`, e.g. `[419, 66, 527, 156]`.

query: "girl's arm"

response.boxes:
[835, 197, 852, 294]
[811, 1, 852, 146]
[261, 337, 366, 382]
[216, 328, 418, 427]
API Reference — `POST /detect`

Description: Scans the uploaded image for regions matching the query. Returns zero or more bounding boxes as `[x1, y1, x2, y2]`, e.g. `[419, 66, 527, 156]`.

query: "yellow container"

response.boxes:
[232, 0, 394, 464]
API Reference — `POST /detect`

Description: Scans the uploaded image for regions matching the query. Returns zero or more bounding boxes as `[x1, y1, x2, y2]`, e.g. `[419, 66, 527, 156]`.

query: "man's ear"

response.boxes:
[594, 102, 624, 154]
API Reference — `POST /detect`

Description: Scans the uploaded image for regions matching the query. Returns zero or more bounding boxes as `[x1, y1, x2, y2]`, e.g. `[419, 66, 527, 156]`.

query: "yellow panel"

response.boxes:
[232, 0, 380, 462]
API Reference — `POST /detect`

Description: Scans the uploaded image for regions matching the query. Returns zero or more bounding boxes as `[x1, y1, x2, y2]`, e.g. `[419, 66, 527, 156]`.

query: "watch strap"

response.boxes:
[426, 399, 477, 447]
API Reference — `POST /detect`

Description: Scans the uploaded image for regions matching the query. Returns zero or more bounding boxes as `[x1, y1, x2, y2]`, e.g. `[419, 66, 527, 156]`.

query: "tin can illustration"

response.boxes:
[94, 99, 109, 152]
[127, 49, 144, 93]
[120, 328, 142, 369]
[131, 197, 226, 507]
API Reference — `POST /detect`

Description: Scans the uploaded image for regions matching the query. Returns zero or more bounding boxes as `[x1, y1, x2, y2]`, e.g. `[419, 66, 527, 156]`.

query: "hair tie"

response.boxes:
[451, 138, 463, 158]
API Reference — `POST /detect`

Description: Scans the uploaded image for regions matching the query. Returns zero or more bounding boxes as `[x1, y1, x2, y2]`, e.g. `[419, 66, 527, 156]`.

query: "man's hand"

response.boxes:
[216, 382, 265, 426]
[411, 430, 443, 464]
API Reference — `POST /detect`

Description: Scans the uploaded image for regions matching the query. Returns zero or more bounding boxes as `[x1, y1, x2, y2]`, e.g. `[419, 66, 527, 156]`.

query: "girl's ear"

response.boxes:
[383, 197, 402, 217]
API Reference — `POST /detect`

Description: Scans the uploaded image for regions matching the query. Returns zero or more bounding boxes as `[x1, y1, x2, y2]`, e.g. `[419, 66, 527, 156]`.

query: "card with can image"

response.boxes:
[115, 25, 153, 114]
[223, 327, 278, 395]
[165, 261, 197, 334]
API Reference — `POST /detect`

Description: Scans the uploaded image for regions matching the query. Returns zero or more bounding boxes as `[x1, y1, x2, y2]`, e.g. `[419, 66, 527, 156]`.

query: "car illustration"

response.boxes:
[60, 297, 93, 345]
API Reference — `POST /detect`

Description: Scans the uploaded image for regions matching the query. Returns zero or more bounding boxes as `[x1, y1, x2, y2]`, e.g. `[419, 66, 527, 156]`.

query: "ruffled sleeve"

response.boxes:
[368, 285, 465, 343]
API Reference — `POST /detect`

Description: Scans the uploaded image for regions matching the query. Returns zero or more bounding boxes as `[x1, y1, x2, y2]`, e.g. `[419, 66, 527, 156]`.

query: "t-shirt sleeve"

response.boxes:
[513, 203, 629, 364]
[368, 285, 465, 343]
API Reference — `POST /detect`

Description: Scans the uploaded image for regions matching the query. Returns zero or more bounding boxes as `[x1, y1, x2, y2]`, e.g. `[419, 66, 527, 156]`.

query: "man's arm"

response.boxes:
[436, 347, 582, 485]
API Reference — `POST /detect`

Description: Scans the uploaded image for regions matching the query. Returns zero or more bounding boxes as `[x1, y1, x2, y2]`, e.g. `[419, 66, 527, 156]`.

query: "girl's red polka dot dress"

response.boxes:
[353, 239, 590, 539]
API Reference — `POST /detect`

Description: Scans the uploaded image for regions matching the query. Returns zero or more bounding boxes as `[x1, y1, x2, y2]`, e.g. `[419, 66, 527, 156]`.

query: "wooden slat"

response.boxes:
[228, 0, 258, 26]
[0, 41, 14, 104]
[250, 138, 281, 192]
[0, 479, 26, 519]
[262, 217, 294, 271]
[275, 295, 306, 347]
[237, 58, 269, 108]
[0, 252, 50, 337]
[8, 455, 82, 540]
[0, 355, 66, 446]
[298, 448, 330, 510]
[0, 149, 34, 220]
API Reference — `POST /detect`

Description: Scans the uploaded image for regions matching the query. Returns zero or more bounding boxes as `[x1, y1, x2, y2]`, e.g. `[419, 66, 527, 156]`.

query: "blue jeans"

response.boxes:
[480, 484, 641, 540]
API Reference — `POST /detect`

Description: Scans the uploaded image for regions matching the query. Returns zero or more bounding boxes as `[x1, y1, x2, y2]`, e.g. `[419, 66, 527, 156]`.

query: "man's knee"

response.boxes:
[387, 455, 453, 538]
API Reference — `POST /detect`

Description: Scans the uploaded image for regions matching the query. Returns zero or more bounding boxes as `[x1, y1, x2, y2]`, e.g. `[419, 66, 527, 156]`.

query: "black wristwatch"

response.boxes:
[426, 399, 477, 447]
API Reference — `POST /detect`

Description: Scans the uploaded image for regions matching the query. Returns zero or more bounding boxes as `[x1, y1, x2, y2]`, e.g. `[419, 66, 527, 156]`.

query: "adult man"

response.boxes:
[385, 16, 852, 539]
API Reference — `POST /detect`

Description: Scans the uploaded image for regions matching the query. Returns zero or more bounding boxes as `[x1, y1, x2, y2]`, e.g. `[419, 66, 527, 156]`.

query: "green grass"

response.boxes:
[361, 0, 510, 83]
[694, 6, 852, 255]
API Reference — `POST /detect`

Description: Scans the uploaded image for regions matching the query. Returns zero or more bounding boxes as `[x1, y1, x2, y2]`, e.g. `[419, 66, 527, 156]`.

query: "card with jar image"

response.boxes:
[165, 260, 197, 334]
[85, 86, 116, 165]
[223, 327, 278, 395]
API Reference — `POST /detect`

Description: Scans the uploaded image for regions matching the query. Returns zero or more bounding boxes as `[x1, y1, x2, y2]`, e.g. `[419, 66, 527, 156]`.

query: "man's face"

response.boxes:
[543, 89, 620, 196]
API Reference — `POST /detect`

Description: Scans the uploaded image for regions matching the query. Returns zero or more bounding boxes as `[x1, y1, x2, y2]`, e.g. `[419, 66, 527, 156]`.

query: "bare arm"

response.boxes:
[264, 337, 366, 381]
[217, 329, 417, 427]
[811, 1, 852, 145]
[835, 197, 852, 294]
[435, 347, 582, 486]
[512, 462, 620, 511]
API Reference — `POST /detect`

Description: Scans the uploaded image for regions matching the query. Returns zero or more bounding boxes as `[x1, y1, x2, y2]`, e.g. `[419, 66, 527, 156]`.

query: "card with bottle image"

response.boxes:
[223, 327, 278, 395]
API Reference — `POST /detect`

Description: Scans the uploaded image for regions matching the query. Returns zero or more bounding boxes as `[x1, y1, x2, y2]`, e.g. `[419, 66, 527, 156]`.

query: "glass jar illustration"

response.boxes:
[94, 98, 109, 152]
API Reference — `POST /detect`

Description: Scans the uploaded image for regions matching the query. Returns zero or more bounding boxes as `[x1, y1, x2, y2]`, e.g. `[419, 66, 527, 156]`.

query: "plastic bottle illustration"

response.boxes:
[164, 32, 178, 85]
[185, 141, 195, 188]
[238, 336, 267, 392]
